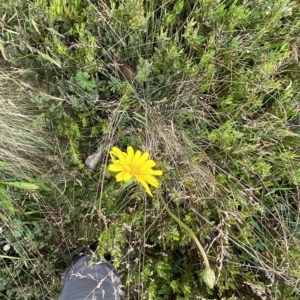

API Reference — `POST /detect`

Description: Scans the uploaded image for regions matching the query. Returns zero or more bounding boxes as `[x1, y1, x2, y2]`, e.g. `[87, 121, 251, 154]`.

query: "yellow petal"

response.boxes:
[139, 151, 150, 164]
[138, 178, 153, 196]
[139, 160, 156, 172]
[116, 171, 126, 181]
[123, 172, 132, 181]
[126, 146, 135, 165]
[111, 147, 126, 161]
[132, 150, 142, 167]
[139, 174, 160, 187]
[108, 164, 125, 172]
[148, 169, 163, 176]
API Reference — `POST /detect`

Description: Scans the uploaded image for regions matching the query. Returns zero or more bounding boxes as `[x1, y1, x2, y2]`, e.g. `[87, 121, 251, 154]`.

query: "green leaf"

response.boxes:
[0, 182, 39, 190]
[0, 255, 23, 260]
[291, 169, 300, 185]
[0, 161, 7, 167]
[118, 126, 128, 145]
[75, 71, 95, 91]
[24, 177, 52, 192]
[0, 186, 15, 216]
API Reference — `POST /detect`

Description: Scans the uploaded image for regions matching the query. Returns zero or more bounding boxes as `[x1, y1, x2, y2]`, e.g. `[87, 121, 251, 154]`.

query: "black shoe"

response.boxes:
[64, 241, 99, 266]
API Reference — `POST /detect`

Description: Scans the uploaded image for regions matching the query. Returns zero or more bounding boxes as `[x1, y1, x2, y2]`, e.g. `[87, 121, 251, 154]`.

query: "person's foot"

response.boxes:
[64, 241, 99, 266]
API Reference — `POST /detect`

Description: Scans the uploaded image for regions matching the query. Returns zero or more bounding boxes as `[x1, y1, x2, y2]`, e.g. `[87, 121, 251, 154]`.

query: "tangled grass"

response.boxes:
[0, 0, 299, 299]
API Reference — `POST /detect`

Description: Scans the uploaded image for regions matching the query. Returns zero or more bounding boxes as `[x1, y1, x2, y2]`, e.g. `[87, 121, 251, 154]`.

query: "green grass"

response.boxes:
[0, 0, 300, 299]
[0, 65, 63, 299]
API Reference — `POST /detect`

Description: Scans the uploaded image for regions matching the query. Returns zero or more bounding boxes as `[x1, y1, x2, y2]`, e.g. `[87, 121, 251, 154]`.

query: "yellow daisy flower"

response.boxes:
[108, 146, 163, 196]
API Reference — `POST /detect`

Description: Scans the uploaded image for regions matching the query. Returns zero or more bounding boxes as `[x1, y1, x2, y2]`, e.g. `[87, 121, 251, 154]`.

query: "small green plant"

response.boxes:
[75, 71, 95, 92]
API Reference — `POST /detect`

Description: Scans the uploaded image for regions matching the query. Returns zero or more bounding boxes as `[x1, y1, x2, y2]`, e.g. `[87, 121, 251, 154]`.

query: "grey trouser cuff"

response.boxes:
[59, 255, 122, 300]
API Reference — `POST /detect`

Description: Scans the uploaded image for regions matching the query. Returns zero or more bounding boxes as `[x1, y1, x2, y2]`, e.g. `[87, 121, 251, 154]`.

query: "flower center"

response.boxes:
[129, 165, 139, 176]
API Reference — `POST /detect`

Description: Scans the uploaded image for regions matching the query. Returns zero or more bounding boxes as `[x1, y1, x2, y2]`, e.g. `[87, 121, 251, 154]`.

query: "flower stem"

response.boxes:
[157, 192, 211, 270]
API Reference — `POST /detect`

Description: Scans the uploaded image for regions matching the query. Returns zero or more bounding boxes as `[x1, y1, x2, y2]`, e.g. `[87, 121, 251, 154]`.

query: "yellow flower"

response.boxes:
[108, 146, 163, 196]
